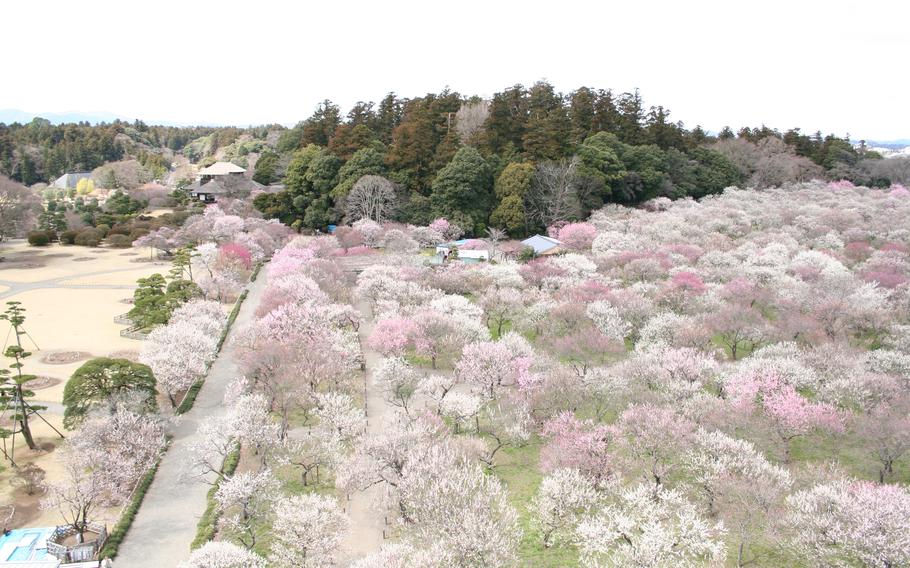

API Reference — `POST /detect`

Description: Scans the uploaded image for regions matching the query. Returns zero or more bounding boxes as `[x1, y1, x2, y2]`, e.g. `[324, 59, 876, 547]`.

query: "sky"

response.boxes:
[3, 0, 909, 140]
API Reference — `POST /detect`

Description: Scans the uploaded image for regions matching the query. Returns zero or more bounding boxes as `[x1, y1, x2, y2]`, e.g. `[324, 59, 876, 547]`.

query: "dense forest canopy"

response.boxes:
[248, 82, 898, 236]
[0, 118, 226, 184]
[2, 81, 906, 237]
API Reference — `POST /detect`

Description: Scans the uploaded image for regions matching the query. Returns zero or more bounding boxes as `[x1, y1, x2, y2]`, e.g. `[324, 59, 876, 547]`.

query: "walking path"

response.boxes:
[114, 272, 269, 567]
[0, 266, 158, 299]
[337, 299, 394, 565]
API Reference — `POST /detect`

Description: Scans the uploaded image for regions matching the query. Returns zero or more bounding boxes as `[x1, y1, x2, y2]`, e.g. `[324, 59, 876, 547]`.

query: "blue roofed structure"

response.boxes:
[521, 234, 563, 255]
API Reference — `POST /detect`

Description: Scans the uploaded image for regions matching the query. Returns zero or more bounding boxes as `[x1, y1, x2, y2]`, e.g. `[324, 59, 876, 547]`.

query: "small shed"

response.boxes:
[435, 240, 490, 261]
[521, 234, 563, 255]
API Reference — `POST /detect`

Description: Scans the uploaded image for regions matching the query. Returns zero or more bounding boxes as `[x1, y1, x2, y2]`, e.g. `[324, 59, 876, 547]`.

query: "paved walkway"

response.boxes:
[0, 265, 163, 300]
[114, 272, 268, 567]
[337, 299, 394, 565]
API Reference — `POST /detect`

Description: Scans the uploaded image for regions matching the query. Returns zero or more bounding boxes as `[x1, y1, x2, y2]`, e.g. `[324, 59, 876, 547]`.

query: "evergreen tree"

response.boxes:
[490, 161, 534, 236]
[592, 89, 621, 135]
[128, 274, 170, 329]
[430, 146, 492, 234]
[301, 100, 341, 146]
[332, 144, 387, 200]
[646, 106, 687, 150]
[568, 87, 597, 147]
[482, 84, 528, 158]
[375, 93, 404, 144]
[387, 101, 439, 193]
[328, 123, 375, 160]
[616, 90, 646, 145]
[522, 81, 569, 161]
[62, 358, 157, 429]
[577, 132, 627, 204]
[0, 302, 48, 453]
[252, 151, 279, 185]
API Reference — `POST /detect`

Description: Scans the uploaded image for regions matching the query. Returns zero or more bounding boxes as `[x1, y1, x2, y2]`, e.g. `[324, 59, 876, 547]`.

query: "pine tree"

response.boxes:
[0, 302, 47, 453]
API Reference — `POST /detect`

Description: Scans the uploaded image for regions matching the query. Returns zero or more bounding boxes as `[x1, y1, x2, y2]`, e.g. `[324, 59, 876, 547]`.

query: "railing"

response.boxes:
[46, 522, 108, 562]
[113, 313, 133, 326]
[115, 313, 149, 340]
[119, 327, 148, 340]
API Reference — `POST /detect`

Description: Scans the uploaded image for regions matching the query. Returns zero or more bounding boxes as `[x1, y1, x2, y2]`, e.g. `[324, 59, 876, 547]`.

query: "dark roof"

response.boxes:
[188, 177, 263, 196]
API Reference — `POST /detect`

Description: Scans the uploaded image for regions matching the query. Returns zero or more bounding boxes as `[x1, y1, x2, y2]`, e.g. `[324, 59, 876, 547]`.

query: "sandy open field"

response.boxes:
[0, 239, 169, 528]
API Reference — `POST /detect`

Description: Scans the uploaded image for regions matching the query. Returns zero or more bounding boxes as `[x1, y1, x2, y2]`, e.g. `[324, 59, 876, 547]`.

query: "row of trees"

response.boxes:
[248, 82, 903, 236]
[183, 238, 365, 565]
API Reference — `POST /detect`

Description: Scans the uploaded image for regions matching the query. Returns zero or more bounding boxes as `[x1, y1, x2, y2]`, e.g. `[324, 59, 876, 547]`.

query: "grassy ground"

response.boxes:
[216, 447, 338, 558]
[493, 440, 580, 567]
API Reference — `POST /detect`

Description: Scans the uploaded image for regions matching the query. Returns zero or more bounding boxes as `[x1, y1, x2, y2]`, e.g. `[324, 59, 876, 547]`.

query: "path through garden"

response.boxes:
[113, 271, 269, 568]
[336, 298, 394, 565]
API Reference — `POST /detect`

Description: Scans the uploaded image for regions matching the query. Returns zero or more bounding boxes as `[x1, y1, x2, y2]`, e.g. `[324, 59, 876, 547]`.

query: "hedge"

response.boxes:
[107, 234, 133, 248]
[249, 261, 263, 282]
[98, 440, 169, 559]
[27, 231, 51, 246]
[190, 445, 240, 550]
[175, 289, 249, 415]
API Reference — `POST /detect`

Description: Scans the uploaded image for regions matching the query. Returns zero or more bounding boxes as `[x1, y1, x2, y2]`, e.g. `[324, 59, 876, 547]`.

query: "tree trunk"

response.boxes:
[19, 420, 37, 451]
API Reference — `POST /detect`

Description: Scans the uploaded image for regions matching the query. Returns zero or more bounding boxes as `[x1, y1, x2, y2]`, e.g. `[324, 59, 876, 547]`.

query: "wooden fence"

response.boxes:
[46, 522, 108, 562]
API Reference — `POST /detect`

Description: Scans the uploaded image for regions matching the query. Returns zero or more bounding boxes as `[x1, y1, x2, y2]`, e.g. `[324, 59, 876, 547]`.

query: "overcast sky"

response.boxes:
[3, 0, 908, 140]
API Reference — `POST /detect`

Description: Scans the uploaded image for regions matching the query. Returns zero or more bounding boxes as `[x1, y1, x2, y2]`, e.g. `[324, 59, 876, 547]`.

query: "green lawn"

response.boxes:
[494, 440, 581, 567]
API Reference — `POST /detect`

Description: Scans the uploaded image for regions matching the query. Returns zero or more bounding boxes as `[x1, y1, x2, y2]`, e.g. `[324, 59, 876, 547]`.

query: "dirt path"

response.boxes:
[337, 299, 394, 565]
[113, 272, 268, 568]
[0, 265, 159, 299]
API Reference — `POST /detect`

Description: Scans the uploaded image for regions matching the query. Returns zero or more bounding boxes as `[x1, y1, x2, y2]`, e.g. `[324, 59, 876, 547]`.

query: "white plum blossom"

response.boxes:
[592, 230, 639, 256]
[576, 484, 726, 568]
[179, 541, 266, 568]
[586, 301, 631, 340]
[532, 468, 600, 547]
[269, 493, 348, 568]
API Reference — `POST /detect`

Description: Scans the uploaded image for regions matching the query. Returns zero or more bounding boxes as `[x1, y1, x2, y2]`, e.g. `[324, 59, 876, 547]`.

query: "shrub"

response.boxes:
[75, 228, 102, 247]
[190, 447, 240, 549]
[95, 224, 111, 238]
[60, 230, 78, 245]
[129, 228, 150, 241]
[107, 234, 133, 248]
[518, 245, 536, 262]
[27, 231, 50, 247]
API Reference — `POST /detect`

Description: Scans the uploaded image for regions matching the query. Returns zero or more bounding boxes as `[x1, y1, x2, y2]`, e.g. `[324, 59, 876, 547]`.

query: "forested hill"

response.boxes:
[0, 118, 228, 184]
[3, 82, 906, 236]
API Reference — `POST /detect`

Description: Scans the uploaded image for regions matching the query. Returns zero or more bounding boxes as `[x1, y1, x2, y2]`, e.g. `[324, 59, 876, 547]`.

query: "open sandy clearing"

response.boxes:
[0, 240, 172, 529]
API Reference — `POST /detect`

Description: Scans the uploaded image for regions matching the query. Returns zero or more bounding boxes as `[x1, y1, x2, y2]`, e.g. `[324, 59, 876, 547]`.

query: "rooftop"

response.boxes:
[521, 234, 563, 254]
[0, 527, 54, 564]
[197, 161, 246, 176]
[187, 176, 264, 195]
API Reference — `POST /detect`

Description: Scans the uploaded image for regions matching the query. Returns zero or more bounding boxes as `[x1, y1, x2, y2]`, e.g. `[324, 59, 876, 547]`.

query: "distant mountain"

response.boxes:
[0, 109, 192, 126]
[865, 139, 910, 149]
